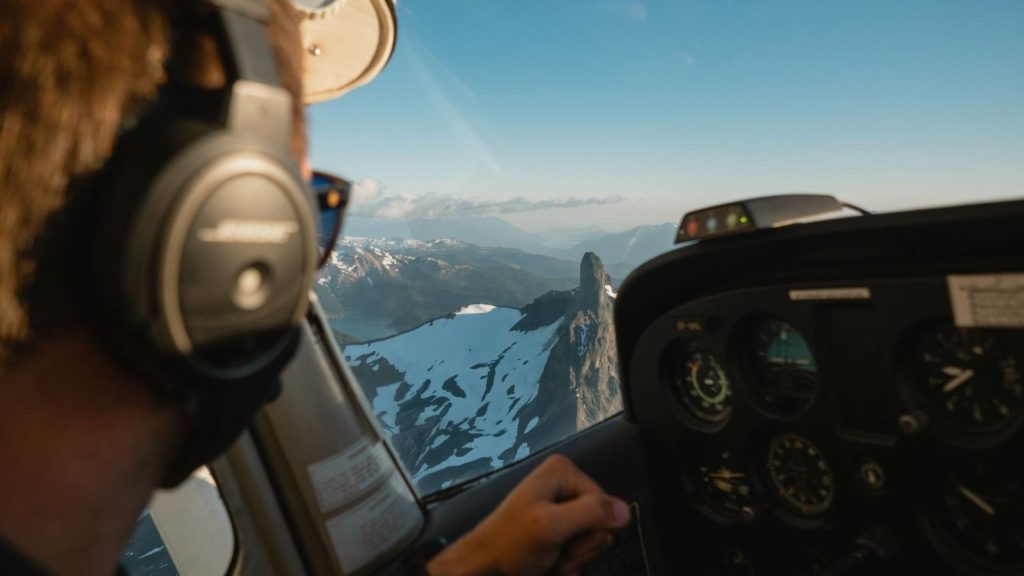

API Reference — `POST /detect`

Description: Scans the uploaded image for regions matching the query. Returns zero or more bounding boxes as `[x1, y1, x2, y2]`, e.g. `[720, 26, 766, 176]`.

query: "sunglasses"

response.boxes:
[312, 170, 351, 269]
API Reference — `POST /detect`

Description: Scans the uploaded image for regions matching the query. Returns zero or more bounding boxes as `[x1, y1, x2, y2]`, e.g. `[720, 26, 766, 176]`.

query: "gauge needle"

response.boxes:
[943, 369, 975, 393]
[958, 483, 996, 516]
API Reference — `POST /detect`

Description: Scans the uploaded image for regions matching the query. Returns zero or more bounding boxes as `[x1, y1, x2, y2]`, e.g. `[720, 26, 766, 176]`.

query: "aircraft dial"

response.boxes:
[766, 433, 835, 516]
[749, 319, 819, 417]
[925, 463, 1024, 572]
[697, 451, 758, 522]
[675, 349, 733, 424]
[916, 326, 1023, 433]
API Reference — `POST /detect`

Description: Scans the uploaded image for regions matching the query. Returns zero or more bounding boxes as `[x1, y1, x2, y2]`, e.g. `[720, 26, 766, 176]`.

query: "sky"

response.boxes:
[308, 0, 1024, 233]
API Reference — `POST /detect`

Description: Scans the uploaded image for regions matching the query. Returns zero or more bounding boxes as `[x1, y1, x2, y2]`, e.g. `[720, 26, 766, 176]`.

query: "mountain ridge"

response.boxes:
[338, 216, 677, 268]
[343, 252, 622, 495]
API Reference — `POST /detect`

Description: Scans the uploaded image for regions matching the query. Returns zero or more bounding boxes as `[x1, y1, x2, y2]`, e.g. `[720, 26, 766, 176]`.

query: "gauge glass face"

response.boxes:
[697, 451, 756, 520]
[766, 434, 835, 516]
[750, 319, 819, 416]
[675, 349, 733, 423]
[916, 326, 1023, 432]
[929, 464, 1024, 571]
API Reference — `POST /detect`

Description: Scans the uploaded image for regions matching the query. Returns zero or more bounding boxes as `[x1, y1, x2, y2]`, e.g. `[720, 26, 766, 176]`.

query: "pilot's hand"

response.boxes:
[426, 454, 631, 576]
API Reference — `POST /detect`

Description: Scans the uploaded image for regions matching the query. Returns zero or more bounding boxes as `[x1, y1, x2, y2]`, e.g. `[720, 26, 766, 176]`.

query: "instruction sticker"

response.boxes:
[948, 274, 1024, 328]
[308, 438, 391, 514]
[325, 473, 422, 574]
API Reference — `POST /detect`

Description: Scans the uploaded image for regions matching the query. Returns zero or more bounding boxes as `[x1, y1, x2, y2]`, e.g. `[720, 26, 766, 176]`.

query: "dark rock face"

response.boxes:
[540, 252, 621, 430]
[342, 253, 623, 495]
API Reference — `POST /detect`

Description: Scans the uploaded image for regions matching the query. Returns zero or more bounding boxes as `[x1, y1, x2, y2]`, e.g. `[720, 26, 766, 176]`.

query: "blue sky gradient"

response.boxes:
[309, 0, 1024, 232]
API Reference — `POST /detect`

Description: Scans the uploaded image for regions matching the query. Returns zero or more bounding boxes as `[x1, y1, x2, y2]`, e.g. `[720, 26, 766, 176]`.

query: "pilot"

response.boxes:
[0, 0, 630, 574]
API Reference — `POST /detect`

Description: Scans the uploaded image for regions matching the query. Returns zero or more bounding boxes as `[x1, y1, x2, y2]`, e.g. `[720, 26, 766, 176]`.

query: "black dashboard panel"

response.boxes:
[615, 200, 1024, 575]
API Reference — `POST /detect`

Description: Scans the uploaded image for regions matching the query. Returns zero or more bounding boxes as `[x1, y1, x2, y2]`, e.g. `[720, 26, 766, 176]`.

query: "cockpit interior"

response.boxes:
[12, 0, 1018, 575]
[126, 197, 1024, 576]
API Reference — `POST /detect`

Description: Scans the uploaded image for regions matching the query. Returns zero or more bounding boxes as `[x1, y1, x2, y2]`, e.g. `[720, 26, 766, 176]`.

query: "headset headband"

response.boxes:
[199, 0, 293, 147]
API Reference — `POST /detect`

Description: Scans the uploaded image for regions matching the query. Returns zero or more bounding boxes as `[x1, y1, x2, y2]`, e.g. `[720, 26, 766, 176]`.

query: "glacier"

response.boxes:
[345, 306, 563, 489]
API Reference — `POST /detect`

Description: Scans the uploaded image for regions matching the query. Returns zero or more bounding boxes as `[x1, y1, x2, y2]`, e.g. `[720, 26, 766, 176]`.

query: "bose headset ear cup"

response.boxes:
[144, 134, 314, 378]
[88, 92, 315, 383]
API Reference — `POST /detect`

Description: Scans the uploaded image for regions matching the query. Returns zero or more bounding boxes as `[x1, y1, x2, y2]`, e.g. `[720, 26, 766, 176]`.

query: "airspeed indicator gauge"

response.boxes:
[673, 348, 733, 425]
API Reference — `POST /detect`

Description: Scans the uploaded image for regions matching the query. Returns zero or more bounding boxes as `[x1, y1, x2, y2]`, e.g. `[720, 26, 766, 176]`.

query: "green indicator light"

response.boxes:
[739, 216, 750, 224]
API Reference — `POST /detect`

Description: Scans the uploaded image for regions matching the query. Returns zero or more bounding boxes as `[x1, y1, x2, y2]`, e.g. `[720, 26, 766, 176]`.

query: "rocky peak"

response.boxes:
[523, 251, 622, 431]
[578, 252, 612, 311]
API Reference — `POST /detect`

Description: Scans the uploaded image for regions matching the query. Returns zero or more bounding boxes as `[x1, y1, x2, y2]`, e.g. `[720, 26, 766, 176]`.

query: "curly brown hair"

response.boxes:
[0, 0, 305, 364]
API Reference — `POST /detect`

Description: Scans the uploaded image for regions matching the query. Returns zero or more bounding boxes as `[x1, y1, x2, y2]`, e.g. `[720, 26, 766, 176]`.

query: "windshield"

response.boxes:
[310, 1, 1024, 496]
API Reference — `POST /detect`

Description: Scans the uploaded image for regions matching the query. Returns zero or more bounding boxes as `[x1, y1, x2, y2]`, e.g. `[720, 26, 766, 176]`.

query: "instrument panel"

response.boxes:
[615, 200, 1024, 575]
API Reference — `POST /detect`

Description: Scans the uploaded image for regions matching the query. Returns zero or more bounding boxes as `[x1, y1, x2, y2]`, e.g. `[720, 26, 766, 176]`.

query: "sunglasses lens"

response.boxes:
[312, 172, 349, 268]
[312, 172, 334, 189]
[319, 206, 341, 256]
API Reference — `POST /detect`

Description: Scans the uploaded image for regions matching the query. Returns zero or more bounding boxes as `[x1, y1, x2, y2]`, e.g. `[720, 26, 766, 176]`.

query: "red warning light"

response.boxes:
[686, 219, 700, 237]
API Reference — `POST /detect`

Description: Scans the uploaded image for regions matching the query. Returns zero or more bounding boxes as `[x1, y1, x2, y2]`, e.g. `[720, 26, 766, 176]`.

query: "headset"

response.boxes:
[53, 0, 318, 484]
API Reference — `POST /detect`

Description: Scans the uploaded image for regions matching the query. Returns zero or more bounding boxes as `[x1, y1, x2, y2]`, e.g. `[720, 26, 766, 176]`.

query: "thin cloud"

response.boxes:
[350, 192, 627, 220]
[349, 178, 384, 208]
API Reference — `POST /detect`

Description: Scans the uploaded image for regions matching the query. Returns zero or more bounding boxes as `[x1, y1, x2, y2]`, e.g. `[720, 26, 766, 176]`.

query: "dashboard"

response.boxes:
[614, 199, 1024, 575]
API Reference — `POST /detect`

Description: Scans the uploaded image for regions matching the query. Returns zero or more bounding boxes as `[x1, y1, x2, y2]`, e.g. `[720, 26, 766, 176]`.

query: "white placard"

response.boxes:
[325, 473, 423, 574]
[948, 274, 1024, 328]
[308, 438, 391, 514]
[789, 287, 872, 301]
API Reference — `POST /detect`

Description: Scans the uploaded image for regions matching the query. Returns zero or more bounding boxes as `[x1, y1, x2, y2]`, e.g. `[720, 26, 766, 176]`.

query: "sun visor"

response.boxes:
[294, 0, 397, 104]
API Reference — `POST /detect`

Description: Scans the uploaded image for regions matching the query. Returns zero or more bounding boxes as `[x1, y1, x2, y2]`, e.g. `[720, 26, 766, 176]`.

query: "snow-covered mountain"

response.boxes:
[335, 217, 675, 273]
[344, 253, 622, 495]
[314, 238, 579, 341]
[342, 216, 553, 256]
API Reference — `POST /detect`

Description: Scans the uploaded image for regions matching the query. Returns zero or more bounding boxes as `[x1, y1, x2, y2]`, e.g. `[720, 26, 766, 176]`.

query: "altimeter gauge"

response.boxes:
[915, 326, 1023, 434]
[674, 348, 733, 424]
[765, 433, 835, 516]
